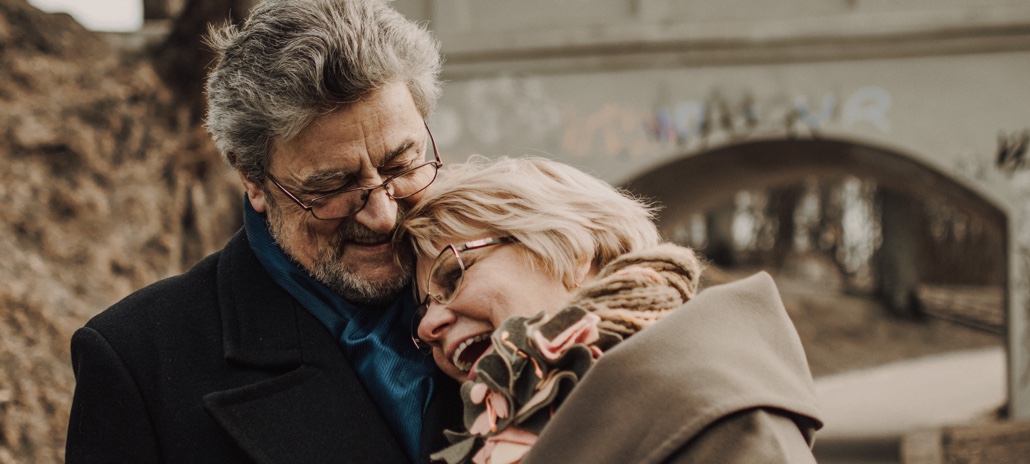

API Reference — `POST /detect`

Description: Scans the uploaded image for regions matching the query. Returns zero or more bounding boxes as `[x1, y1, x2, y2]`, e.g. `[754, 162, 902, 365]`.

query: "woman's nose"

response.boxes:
[417, 301, 455, 345]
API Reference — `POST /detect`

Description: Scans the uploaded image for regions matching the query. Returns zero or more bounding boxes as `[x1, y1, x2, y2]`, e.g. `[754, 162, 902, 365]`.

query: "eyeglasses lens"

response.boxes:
[410, 237, 514, 351]
[411, 247, 461, 352]
[310, 190, 367, 220]
[311, 163, 439, 220]
[390, 163, 439, 199]
[428, 246, 463, 304]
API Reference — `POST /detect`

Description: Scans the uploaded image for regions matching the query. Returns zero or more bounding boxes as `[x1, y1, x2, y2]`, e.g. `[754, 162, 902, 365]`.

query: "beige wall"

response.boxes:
[415, 0, 1030, 74]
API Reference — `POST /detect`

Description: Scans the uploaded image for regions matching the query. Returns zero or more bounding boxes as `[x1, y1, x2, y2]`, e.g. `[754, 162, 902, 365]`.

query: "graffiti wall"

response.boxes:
[435, 78, 893, 163]
[435, 52, 1024, 187]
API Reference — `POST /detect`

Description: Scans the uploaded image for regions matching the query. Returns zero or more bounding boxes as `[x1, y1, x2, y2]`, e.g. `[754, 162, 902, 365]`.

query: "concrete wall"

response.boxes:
[432, 52, 1027, 195]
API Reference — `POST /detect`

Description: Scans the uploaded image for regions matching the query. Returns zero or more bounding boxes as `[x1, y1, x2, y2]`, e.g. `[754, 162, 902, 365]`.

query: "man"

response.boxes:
[65, 1, 461, 462]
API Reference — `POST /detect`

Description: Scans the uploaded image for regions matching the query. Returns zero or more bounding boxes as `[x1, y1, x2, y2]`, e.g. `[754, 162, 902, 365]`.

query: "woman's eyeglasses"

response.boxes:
[410, 236, 517, 351]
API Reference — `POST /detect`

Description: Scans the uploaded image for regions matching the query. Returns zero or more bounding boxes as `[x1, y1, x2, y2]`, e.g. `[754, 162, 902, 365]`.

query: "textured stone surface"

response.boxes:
[0, 0, 239, 461]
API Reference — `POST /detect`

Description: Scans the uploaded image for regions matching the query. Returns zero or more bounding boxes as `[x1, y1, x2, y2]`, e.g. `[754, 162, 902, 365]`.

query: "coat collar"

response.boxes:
[204, 230, 414, 463]
[522, 272, 823, 464]
[215, 230, 305, 367]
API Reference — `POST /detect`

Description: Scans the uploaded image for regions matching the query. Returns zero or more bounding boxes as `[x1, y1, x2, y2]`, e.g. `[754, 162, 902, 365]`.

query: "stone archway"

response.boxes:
[625, 137, 1007, 317]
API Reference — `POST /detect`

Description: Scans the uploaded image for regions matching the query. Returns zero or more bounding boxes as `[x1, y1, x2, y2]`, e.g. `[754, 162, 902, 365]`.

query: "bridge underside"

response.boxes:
[625, 136, 1007, 323]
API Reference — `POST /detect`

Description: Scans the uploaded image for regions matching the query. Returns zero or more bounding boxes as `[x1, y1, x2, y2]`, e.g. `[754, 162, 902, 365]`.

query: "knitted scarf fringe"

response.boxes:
[570, 243, 703, 336]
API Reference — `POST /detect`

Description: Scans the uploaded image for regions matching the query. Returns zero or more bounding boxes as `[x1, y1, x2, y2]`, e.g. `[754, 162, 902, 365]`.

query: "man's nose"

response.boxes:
[353, 186, 398, 234]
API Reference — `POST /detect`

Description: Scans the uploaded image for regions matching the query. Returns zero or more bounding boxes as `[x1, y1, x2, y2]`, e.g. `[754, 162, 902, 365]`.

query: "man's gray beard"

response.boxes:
[311, 235, 414, 307]
[268, 207, 413, 307]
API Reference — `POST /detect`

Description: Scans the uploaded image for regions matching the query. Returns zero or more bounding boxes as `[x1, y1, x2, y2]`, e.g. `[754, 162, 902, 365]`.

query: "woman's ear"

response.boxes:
[239, 171, 267, 213]
[573, 257, 596, 288]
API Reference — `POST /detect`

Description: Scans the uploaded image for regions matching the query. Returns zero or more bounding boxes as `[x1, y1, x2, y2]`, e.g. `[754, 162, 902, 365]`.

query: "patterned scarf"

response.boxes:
[431, 243, 702, 464]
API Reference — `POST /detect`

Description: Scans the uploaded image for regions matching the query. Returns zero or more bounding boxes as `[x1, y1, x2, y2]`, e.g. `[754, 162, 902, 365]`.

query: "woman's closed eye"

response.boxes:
[432, 259, 467, 296]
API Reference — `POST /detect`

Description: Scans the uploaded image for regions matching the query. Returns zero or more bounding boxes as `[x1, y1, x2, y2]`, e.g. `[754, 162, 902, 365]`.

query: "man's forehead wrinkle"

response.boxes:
[363, 113, 387, 166]
[369, 116, 417, 167]
[288, 112, 422, 186]
[304, 121, 368, 183]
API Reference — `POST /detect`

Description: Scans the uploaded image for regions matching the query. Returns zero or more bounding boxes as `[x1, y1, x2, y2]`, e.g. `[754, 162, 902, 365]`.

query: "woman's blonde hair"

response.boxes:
[398, 156, 662, 288]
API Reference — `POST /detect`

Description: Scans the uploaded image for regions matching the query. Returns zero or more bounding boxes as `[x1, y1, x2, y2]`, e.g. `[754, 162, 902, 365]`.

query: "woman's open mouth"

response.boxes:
[452, 333, 493, 373]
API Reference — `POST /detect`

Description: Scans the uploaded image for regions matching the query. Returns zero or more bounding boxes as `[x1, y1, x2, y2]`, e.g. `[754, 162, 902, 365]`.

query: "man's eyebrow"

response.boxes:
[382, 138, 418, 165]
[303, 168, 354, 186]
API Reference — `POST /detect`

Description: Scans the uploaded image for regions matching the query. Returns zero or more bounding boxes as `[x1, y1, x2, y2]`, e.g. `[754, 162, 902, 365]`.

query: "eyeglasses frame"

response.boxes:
[410, 236, 517, 351]
[267, 120, 442, 220]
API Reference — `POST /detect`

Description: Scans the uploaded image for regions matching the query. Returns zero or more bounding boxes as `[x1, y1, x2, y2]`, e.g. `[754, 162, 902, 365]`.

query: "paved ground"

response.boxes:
[811, 347, 1006, 463]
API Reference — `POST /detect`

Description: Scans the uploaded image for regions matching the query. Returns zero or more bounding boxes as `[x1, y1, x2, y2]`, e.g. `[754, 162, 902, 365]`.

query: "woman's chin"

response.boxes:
[434, 351, 468, 382]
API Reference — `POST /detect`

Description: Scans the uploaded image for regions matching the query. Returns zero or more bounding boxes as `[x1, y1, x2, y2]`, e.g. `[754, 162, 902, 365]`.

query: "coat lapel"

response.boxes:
[203, 232, 410, 464]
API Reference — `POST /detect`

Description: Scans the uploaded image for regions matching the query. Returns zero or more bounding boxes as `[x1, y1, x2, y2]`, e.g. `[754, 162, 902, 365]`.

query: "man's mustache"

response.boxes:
[328, 207, 406, 253]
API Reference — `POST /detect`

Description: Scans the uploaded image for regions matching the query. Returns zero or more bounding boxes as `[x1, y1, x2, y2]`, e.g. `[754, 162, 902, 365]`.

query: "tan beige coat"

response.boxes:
[523, 272, 823, 463]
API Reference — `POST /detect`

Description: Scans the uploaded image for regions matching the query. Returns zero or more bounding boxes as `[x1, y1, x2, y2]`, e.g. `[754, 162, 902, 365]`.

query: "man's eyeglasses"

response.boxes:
[410, 236, 517, 351]
[267, 121, 442, 220]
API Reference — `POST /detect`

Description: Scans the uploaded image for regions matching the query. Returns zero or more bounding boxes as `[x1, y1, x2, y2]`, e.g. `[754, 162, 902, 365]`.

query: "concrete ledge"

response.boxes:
[901, 421, 1030, 463]
[813, 436, 901, 463]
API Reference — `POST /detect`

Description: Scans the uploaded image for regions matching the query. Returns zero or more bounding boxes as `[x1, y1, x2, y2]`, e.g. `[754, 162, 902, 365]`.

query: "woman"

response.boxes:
[397, 156, 822, 464]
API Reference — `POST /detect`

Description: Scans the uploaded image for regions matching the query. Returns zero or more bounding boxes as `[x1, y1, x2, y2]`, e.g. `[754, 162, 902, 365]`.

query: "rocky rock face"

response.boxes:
[0, 0, 239, 461]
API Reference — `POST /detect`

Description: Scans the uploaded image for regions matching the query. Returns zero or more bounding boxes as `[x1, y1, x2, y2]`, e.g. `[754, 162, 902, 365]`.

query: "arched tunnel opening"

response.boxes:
[623, 137, 1007, 378]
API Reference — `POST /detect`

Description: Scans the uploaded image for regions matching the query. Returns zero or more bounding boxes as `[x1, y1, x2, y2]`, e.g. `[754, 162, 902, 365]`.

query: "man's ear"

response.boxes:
[239, 171, 267, 213]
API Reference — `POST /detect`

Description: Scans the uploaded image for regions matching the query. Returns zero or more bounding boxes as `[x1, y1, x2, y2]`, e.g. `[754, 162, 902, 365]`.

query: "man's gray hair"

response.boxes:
[204, 0, 442, 182]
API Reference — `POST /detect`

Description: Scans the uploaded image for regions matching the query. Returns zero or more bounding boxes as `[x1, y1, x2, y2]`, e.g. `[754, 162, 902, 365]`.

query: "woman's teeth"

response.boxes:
[452, 333, 491, 372]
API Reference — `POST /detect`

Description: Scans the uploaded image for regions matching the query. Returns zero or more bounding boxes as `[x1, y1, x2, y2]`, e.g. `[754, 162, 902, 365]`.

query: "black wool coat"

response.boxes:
[66, 230, 462, 463]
